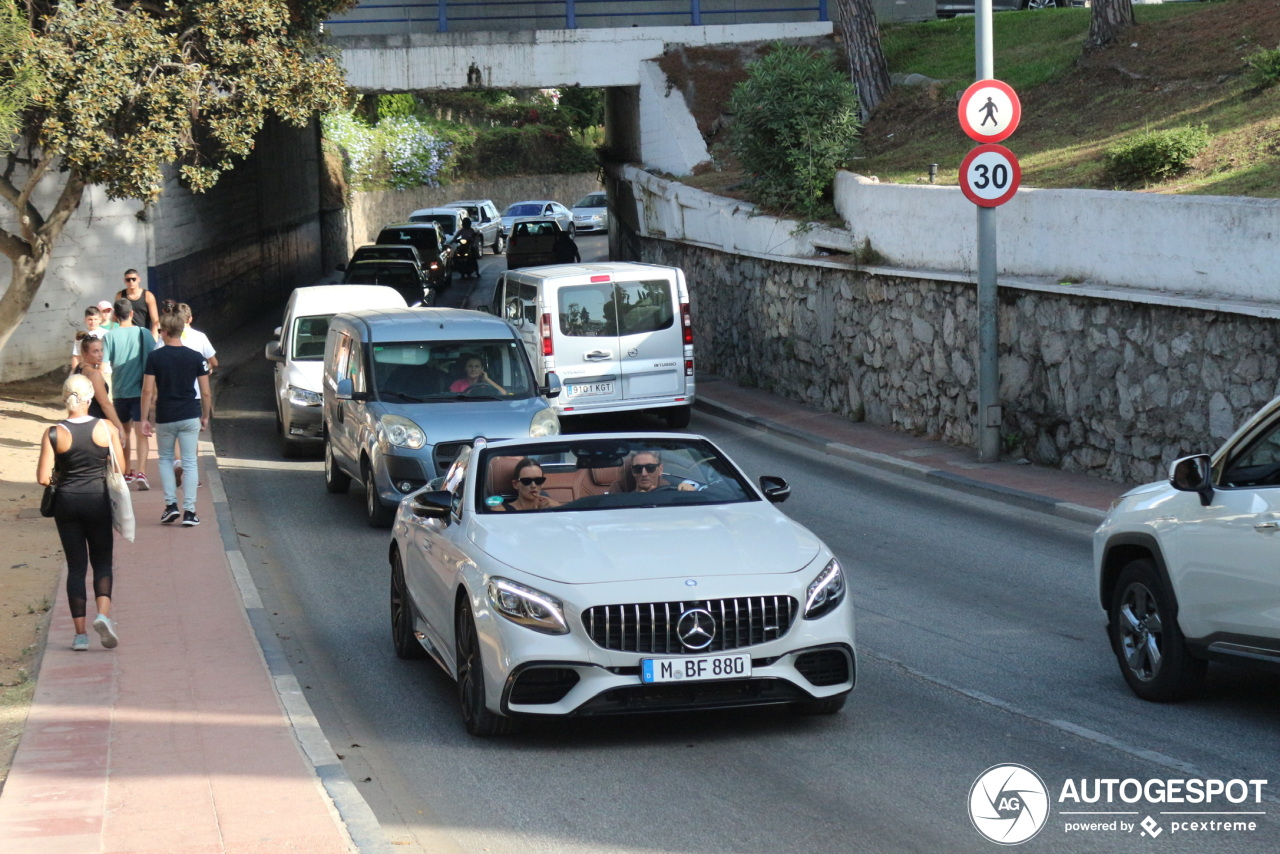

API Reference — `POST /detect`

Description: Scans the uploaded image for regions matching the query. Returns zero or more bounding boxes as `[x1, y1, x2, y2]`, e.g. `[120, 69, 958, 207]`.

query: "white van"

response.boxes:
[492, 262, 694, 427]
[265, 285, 407, 457]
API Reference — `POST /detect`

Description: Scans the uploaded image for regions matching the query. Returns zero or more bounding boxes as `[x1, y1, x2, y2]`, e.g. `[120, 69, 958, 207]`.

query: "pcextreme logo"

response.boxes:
[969, 764, 1051, 845]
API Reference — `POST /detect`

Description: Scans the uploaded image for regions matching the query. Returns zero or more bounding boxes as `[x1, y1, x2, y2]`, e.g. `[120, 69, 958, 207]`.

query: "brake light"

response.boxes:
[589, 275, 611, 283]
[681, 302, 693, 345]
[541, 313, 553, 356]
[685, 359, 694, 377]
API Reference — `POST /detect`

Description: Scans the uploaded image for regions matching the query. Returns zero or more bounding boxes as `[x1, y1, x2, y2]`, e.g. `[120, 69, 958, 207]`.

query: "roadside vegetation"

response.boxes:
[861, 0, 1280, 195]
[321, 88, 603, 194]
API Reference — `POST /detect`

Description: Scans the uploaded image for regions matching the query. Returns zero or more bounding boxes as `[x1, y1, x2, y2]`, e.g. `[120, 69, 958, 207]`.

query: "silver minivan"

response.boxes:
[491, 262, 694, 427]
[322, 308, 561, 526]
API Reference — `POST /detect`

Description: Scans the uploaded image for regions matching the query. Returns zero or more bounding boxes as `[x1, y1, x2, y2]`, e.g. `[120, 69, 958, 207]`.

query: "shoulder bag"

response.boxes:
[105, 433, 136, 542]
[39, 426, 59, 517]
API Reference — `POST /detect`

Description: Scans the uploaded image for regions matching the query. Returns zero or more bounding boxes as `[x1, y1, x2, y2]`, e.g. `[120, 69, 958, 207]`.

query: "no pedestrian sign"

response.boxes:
[959, 144, 1021, 208]
[958, 79, 1021, 144]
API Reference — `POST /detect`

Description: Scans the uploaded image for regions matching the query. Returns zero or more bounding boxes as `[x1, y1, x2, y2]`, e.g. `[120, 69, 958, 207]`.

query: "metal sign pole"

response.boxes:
[976, 0, 1000, 462]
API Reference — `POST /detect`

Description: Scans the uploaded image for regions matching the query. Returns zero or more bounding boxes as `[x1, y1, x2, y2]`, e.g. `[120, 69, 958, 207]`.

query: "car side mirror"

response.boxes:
[410, 490, 452, 519]
[759, 475, 790, 504]
[541, 372, 562, 399]
[1169, 454, 1213, 506]
[265, 340, 284, 363]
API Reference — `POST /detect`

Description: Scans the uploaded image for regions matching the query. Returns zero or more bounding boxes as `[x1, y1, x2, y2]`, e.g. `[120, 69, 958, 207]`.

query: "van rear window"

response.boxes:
[558, 281, 674, 338]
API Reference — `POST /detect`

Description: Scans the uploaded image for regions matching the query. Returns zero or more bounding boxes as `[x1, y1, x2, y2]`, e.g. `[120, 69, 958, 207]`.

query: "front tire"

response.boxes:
[365, 466, 395, 528]
[455, 603, 515, 736]
[324, 437, 351, 494]
[390, 549, 426, 660]
[491, 234, 505, 255]
[1109, 558, 1206, 702]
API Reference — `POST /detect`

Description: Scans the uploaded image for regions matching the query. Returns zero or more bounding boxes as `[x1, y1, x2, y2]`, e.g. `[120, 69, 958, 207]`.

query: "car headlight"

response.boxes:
[378, 414, 426, 450]
[529, 407, 560, 438]
[487, 577, 568, 635]
[288, 386, 322, 406]
[804, 559, 845, 620]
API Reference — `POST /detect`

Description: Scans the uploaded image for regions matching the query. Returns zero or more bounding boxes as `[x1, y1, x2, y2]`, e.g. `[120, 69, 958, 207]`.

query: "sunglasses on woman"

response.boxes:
[631, 463, 660, 474]
[516, 476, 547, 486]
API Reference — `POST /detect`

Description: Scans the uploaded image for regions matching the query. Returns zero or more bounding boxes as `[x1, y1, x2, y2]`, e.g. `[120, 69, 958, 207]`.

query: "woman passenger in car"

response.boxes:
[450, 354, 507, 395]
[495, 458, 561, 511]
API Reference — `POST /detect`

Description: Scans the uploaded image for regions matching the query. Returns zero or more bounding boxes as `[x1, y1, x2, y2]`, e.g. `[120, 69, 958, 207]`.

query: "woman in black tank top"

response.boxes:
[36, 374, 125, 651]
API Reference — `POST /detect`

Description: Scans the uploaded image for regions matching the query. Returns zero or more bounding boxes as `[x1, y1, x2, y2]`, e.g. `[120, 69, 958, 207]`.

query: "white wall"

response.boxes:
[833, 172, 1280, 302]
[336, 23, 833, 92]
[637, 60, 711, 176]
[0, 170, 149, 382]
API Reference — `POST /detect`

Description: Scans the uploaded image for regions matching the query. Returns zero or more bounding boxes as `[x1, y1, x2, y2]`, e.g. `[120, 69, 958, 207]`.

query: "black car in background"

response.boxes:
[375, 222, 453, 290]
[341, 259, 434, 306]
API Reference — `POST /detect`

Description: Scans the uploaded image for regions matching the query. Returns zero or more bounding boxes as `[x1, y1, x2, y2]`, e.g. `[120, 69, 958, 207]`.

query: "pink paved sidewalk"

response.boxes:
[695, 374, 1130, 520]
[0, 446, 355, 853]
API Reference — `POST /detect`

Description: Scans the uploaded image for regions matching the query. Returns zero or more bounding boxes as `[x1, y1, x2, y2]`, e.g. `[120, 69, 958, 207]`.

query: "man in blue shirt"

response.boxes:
[140, 312, 211, 527]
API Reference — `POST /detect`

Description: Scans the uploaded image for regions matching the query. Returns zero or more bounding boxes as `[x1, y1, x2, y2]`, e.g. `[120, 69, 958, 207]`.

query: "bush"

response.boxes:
[728, 43, 860, 218]
[1104, 125, 1210, 184]
[321, 111, 452, 190]
[452, 125, 596, 177]
[1244, 46, 1280, 89]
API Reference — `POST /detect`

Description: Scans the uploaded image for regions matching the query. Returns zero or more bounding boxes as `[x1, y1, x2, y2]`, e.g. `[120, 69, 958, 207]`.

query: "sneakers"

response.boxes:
[174, 460, 183, 488]
[124, 471, 137, 484]
[134, 472, 149, 491]
[160, 503, 180, 524]
[182, 510, 200, 527]
[92, 615, 119, 649]
[72, 633, 89, 651]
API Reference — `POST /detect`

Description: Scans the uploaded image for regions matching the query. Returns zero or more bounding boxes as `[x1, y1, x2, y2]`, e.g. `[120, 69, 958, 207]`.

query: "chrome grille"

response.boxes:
[583, 597, 798, 654]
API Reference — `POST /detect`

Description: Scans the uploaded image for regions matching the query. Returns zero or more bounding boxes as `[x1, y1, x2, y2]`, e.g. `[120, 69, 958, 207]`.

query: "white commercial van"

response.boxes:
[491, 262, 694, 427]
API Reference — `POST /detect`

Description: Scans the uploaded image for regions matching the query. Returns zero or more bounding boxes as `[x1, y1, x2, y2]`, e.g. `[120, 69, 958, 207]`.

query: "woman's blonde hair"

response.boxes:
[62, 374, 94, 410]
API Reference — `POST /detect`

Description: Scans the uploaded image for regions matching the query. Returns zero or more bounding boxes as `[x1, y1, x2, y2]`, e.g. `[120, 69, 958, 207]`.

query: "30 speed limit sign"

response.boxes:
[959, 144, 1021, 208]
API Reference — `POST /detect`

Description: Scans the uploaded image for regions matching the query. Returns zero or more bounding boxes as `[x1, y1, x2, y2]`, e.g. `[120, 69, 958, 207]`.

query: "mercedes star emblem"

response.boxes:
[676, 608, 716, 650]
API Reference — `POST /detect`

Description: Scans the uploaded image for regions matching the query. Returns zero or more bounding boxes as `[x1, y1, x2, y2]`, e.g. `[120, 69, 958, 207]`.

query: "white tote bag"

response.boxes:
[106, 440, 136, 542]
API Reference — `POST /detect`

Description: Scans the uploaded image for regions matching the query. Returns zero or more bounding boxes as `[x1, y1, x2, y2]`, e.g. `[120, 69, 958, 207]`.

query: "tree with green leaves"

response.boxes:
[728, 43, 860, 219]
[0, 0, 354, 354]
[0, 0, 37, 154]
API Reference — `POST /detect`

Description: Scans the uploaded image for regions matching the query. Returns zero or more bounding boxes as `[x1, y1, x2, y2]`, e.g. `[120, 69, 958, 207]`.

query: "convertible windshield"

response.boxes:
[476, 438, 756, 513]
[371, 340, 536, 402]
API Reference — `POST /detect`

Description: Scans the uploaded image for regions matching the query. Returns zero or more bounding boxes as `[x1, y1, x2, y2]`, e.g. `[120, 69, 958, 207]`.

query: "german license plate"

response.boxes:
[567, 381, 614, 397]
[641, 653, 751, 684]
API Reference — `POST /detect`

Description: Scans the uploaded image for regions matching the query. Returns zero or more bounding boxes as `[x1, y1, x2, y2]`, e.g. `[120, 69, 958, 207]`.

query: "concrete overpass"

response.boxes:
[327, 2, 836, 175]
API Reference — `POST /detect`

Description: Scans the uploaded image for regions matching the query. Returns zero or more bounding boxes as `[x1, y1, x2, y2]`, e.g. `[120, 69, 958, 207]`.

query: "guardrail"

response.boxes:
[326, 0, 828, 32]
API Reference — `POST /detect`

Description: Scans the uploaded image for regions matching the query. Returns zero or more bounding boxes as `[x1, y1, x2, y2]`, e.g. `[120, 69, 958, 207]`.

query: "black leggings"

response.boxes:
[54, 488, 114, 619]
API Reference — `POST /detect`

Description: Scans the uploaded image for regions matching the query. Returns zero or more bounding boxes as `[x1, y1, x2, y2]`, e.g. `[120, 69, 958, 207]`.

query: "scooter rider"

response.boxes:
[452, 217, 481, 277]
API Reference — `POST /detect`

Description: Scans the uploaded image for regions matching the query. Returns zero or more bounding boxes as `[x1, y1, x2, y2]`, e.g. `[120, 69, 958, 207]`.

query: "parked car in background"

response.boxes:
[936, 0, 1070, 16]
[376, 222, 453, 290]
[444, 199, 505, 253]
[505, 218, 570, 270]
[571, 191, 609, 234]
[389, 432, 855, 735]
[264, 285, 406, 457]
[341, 259, 434, 307]
[501, 200, 574, 236]
[408, 207, 465, 240]
[1095, 393, 1280, 702]
[322, 308, 562, 527]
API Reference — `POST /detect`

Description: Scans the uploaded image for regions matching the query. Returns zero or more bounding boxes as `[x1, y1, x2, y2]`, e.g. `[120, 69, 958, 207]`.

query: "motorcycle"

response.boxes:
[451, 236, 480, 279]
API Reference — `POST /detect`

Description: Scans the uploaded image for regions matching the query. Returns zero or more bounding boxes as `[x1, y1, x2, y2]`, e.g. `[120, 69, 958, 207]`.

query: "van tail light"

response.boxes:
[541, 313, 553, 356]
[685, 359, 694, 377]
[681, 302, 693, 345]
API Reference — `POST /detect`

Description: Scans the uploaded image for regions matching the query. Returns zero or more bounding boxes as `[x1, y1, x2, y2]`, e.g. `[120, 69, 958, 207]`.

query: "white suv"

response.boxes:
[1094, 395, 1280, 701]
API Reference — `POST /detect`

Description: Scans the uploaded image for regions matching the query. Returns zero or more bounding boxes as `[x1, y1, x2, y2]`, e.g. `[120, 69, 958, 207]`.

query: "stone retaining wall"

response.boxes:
[636, 239, 1280, 485]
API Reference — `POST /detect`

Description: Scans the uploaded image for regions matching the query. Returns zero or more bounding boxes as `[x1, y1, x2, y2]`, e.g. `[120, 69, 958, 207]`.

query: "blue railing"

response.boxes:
[326, 0, 828, 32]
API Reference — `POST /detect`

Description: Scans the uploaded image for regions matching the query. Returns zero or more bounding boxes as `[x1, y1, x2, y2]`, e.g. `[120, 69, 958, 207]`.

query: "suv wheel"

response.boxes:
[456, 602, 516, 736]
[492, 234, 505, 255]
[324, 437, 351, 494]
[390, 549, 426, 660]
[1109, 558, 1206, 702]
[365, 466, 395, 528]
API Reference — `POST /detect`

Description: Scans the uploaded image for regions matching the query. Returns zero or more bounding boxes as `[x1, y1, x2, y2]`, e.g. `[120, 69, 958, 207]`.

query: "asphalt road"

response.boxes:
[209, 240, 1280, 853]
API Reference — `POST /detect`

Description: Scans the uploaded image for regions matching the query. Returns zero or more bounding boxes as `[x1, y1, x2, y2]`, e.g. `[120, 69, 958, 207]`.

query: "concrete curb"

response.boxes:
[207, 375, 391, 853]
[694, 396, 1107, 527]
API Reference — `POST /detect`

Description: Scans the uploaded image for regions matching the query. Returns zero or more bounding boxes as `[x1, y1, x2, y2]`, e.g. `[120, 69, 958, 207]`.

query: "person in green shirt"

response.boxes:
[103, 299, 152, 489]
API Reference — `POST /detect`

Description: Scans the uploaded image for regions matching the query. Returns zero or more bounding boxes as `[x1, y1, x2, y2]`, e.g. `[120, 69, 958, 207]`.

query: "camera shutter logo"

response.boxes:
[969, 764, 1050, 845]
